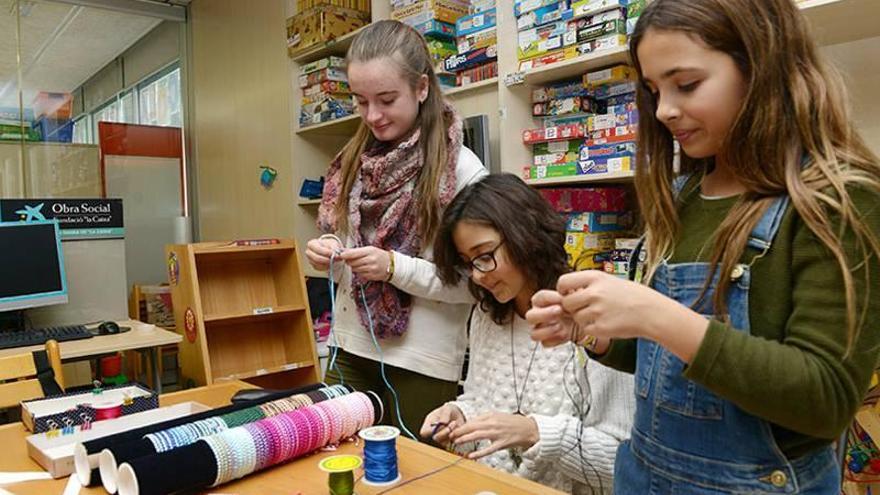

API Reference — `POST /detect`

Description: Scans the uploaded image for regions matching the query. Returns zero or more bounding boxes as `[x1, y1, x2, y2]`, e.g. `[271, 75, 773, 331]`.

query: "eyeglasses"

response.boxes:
[458, 241, 505, 277]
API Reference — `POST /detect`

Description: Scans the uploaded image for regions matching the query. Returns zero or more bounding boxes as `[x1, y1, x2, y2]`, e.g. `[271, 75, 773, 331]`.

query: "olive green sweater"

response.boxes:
[600, 185, 880, 459]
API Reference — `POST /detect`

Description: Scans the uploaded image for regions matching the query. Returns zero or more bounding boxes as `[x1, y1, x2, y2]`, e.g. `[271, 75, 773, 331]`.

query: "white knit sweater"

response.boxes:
[449, 309, 635, 494]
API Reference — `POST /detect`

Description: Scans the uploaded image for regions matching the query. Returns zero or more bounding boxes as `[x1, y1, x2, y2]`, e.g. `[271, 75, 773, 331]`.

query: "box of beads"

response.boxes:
[21, 383, 158, 433]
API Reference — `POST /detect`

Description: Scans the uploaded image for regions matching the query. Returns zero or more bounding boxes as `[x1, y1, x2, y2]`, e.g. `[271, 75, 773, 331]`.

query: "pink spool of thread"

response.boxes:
[92, 400, 123, 421]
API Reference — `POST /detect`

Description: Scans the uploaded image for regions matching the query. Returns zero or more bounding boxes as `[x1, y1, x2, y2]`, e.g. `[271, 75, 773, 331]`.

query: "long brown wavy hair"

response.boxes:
[333, 20, 454, 243]
[631, 0, 880, 351]
[434, 174, 570, 325]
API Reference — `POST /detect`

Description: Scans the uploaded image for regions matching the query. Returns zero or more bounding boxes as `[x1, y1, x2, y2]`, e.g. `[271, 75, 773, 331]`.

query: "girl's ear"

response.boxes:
[417, 74, 429, 103]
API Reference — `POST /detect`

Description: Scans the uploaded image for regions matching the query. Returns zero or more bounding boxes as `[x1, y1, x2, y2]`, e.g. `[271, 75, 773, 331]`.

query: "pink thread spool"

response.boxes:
[92, 400, 123, 421]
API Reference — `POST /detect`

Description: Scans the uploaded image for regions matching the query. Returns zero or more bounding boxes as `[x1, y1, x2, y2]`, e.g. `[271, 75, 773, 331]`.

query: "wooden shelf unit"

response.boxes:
[166, 239, 320, 387]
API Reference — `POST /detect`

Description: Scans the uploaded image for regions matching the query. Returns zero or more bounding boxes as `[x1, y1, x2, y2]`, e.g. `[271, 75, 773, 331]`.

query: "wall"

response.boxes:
[188, 0, 295, 241]
[822, 37, 880, 154]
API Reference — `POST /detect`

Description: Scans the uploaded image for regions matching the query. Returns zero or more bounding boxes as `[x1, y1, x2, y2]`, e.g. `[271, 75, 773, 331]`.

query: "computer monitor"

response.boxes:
[0, 220, 68, 312]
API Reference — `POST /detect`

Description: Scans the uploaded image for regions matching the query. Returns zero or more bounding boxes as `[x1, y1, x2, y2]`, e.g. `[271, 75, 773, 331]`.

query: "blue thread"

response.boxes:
[358, 284, 417, 440]
[325, 245, 415, 440]
[363, 437, 400, 483]
[327, 252, 345, 385]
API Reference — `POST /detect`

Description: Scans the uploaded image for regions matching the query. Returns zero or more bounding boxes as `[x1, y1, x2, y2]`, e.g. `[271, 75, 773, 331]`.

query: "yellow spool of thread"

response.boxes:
[319, 454, 363, 495]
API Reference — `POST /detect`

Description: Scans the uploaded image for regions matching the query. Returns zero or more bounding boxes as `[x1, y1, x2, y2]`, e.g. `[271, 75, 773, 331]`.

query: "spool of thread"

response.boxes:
[359, 426, 402, 486]
[319, 455, 362, 495]
[92, 400, 123, 421]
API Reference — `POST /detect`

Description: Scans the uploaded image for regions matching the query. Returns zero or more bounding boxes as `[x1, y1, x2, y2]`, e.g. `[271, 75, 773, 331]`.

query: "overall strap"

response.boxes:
[746, 196, 790, 252]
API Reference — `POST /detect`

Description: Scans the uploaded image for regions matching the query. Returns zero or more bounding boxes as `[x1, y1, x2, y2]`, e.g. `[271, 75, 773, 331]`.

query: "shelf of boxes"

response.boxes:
[444, 76, 499, 96]
[289, 26, 366, 64]
[525, 169, 633, 186]
[520, 46, 630, 86]
[296, 113, 361, 135]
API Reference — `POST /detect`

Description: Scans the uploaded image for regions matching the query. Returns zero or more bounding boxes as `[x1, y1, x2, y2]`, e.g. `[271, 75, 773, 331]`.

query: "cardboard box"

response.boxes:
[411, 18, 456, 38]
[27, 401, 209, 478]
[570, 0, 627, 19]
[579, 141, 636, 160]
[587, 79, 638, 99]
[457, 26, 497, 53]
[522, 123, 585, 144]
[515, 0, 563, 16]
[517, 0, 572, 30]
[443, 45, 497, 72]
[588, 123, 638, 141]
[587, 109, 639, 132]
[391, 0, 468, 25]
[518, 20, 576, 61]
[456, 8, 496, 37]
[303, 80, 351, 98]
[534, 139, 583, 155]
[32, 117, 73, 143]
[533, 96, 584, 116]
[532, 80, 588, 103]
[286, 5, 370, 57]
[576, 18, 627, 43]
[578, 154, 633, 174]
[300, 56, 346, 75]
[627, 0, 648, 18]
[455, 60, 498, 85]
[539, 186, 627, 212]
[526, 163, 579, 180]
[298, 67, 347, 89]
[575, 33, 627, 56]
[565, 211, 633, 232]
[298, 0, 370, 13]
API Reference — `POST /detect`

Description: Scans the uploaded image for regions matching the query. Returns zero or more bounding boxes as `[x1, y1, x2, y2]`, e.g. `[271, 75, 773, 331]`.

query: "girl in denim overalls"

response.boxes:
[527, 0, 880, 493]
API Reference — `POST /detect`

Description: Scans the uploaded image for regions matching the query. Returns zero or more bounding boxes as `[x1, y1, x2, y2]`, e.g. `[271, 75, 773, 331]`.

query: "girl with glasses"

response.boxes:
[421, 173, 634, 494]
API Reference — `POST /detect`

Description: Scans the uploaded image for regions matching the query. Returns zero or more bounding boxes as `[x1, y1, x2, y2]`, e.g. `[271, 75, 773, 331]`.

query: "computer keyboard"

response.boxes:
[0, 325, 93, 350]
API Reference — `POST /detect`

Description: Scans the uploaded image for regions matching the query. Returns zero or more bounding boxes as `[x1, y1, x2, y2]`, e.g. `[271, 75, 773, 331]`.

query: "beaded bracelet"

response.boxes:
[260, 416, 286, 467]
[201, 434, 231, 486]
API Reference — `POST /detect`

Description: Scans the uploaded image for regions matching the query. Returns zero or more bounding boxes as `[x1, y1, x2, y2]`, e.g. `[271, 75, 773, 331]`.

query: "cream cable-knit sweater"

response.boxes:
[449, 310, 635, 494]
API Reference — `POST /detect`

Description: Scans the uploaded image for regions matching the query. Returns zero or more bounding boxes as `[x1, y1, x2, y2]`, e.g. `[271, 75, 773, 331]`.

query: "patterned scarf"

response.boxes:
[318, 103, 463, 337]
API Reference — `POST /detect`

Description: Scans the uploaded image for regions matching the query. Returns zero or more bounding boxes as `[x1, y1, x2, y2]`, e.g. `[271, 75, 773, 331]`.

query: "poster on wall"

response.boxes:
[0, 198, 124, 240]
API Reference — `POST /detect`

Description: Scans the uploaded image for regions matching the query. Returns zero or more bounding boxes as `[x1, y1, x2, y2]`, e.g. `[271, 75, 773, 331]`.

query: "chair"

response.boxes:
[0, 340, 64, 409]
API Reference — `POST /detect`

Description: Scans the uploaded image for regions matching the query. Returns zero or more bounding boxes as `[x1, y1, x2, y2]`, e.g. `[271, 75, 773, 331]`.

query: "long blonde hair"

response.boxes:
[631, 0, 880, 351]
[333, 20, 454, 243]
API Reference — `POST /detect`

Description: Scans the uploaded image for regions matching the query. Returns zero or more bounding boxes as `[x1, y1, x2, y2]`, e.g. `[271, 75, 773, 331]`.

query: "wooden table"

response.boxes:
[2, 381, 564, 494]
[0, 320, 181, 393]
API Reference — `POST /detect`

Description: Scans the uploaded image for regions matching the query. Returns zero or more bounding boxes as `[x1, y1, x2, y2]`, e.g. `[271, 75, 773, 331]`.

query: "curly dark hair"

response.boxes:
[433, 173, 569, 325]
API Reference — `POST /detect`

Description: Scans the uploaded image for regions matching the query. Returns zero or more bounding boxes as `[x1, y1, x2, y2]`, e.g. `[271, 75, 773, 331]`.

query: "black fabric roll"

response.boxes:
[121, 441, 217, 495]
[79, 382, 323, 486]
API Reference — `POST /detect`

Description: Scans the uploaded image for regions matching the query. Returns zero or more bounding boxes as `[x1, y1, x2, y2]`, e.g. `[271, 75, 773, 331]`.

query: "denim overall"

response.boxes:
[615, 192, 840, 494]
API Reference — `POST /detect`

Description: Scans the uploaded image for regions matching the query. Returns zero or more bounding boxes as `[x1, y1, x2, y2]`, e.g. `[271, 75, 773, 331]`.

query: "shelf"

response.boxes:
[193, 241, 295, 256]
[290, 27, 365, 64]
[444, 77, 499, 97]
[203, 304, 306, 324]
[296, 113, 361, 136]
[525, 170, 634, 186]
[214, 361, 315, 382]
[297, 198, 322, 206]
[521, 46, 630, 87]
[799, 0, 880, 46]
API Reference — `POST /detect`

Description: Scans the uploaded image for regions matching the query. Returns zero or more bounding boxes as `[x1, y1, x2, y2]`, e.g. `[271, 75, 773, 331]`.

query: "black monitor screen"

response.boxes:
[0, 223, 64, 300]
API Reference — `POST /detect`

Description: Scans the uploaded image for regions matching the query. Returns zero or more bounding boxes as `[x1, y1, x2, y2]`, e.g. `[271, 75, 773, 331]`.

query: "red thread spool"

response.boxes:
[100, 354, 122, 378]
[92, 400, 123, 421]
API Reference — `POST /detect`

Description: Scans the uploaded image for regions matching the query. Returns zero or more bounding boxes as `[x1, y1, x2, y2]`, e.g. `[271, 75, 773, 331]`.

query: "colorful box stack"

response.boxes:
[444, 5, 498, 87]
[286, 0, 371, 57]
[522, 63, 638, 180]
[298, 56, 356, 127]
[538, 186, 634, 270]
[392, 0, 468, 85]
[514, 0, 629, 72]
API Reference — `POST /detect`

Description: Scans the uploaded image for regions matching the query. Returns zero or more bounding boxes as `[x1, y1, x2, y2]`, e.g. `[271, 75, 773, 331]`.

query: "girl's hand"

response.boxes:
[419, 404, 465, 445]
[305, 237, 343, 272]
[555, 271, 709, 362]
[448, 412, 539, 460]
[338, 247, 392, 281]
[526, 290, 587, 347]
